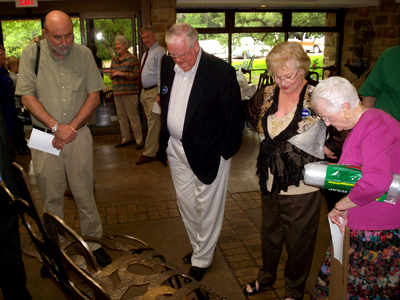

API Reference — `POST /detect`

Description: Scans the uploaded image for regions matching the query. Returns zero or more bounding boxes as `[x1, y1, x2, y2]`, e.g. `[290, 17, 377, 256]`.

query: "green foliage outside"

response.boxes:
[1, 20, 42, 58]
[91, 18, 133, 61]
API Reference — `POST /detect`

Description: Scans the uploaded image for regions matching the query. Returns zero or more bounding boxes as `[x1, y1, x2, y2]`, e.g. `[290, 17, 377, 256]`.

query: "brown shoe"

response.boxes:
[136, 155, 154, 165]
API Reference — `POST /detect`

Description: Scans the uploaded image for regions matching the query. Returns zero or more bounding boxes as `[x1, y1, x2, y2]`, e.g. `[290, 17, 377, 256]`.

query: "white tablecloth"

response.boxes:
[237, 70, 257, 100]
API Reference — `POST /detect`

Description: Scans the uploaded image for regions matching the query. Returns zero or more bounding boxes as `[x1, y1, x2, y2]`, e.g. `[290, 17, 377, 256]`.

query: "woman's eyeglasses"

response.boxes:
[274, 70, 299, 83]
[320, 112, 332, 122]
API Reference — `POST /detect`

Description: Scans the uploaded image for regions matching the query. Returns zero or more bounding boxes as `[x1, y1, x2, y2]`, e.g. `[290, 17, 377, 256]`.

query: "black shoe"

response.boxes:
[40, 265, 51, 278]
[243, 280, 273, 296]
[93, 247, 112, 267]
[115, 141, 132, 148]
[183, 247, 217, 264]
[136, 142, 144, 150]
[136, 155, 154, 165]
[184, 266, 208, 282]
[182, 251, 193, 264]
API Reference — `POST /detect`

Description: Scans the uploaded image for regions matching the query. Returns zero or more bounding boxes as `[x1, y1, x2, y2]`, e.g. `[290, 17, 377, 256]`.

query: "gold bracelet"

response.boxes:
[334, 204, 346, 212]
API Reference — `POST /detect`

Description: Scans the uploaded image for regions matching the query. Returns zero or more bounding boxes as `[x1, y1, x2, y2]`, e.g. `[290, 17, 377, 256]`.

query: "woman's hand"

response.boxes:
[328, 195, 358, 234]
[111, 70, 125, 77]
[328, 207, 348, 234]
[324, 145, 337, 160]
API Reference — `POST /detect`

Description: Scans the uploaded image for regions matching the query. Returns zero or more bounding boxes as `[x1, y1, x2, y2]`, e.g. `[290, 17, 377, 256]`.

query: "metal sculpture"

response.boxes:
[13, 162, 226, 300]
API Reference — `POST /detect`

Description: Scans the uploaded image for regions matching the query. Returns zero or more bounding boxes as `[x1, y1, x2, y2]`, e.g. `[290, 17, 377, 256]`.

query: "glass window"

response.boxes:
[71, 18, 82, 44]
[177, 13, 225, 28]
[231, 33, 284, 84]
[235, 12, 282, 27]
[1, 19, 42, 58]
[199, 33, 228, 60]
[291, 12, 327, 26]
[288, 31, 339, 80]
[88, 18, 133, 62]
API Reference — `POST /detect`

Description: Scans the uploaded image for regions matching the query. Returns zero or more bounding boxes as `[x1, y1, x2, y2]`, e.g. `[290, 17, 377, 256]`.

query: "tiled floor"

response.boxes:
[6, 128, 331, 300]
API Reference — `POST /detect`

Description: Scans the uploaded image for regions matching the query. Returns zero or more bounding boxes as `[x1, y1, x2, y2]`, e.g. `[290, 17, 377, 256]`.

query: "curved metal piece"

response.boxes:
[43, 213, 111, 300]
[107, 234, 149, 246]
[140, 286, 177, 300]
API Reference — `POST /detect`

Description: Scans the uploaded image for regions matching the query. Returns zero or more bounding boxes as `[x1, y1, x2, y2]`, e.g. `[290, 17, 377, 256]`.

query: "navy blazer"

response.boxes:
[159, 51, 245, 184]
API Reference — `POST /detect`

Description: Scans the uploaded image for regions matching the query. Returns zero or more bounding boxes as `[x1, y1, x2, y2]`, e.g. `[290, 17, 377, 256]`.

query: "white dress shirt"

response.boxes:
[167, 48, 202, 140]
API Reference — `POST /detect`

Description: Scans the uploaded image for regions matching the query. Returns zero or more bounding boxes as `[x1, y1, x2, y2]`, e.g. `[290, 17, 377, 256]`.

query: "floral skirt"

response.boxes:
[313, 228, 400, 300]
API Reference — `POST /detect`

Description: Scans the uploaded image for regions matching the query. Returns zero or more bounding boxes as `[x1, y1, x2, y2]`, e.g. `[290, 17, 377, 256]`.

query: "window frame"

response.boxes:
[176, 7, 345, 68]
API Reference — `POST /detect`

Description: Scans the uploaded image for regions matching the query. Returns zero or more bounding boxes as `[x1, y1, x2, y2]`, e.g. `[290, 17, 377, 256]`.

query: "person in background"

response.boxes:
[0, 46, 18, 153]
[0, 102, 32, 300]
[109, 35, 143, 149]
[311, 76, 400, 299]
[159, 23, 244, 282]
[136, 25, 166, 165]
[16, 10, 111, 271]
[359, 45, 400, 122]
[244, 41, 326, 300]
[6, 56, 30, 155]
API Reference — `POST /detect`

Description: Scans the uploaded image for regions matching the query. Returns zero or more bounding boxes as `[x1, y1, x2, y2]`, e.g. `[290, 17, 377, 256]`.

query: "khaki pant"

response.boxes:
[114, 94, 143, 144]
[31, 126, 102, 251]
[167, 137, 231, 268]
[140, 88, 161, 157]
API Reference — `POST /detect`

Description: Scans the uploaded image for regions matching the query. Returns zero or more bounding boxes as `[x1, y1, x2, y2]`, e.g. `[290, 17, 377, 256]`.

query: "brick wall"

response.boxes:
[343, 0, 400, 88]
[149, 0, 176, 48]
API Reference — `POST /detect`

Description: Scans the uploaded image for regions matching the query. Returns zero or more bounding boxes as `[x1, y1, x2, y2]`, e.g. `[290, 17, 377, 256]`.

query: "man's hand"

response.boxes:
[52, 135, 66, 150]
[155, 95, 161, 106]
[54, 124, 77, 144]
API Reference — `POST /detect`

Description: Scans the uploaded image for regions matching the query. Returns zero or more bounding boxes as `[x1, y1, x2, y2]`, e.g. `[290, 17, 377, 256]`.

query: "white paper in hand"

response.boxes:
[28, 128, 60, 156]
[329, 216, 345, 264]
[152, 102, 161, 114]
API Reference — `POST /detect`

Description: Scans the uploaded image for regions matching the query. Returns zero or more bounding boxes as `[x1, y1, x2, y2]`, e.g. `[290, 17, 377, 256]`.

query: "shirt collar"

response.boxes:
[148, 42, 159, 52]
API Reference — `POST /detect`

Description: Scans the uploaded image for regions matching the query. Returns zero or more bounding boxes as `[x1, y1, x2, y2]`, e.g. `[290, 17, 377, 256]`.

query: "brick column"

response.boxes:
[343, 0, 400, 88]
[150, 0, 176, 48]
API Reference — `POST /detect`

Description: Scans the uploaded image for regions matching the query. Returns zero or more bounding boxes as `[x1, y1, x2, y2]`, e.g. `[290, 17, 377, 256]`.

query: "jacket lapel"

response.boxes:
[183, 52, 209, 133]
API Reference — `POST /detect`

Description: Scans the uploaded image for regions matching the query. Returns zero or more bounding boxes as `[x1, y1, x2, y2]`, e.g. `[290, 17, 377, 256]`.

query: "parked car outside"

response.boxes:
[199, 40, 227, 59]
[232, 37, 270, 59]
[288, 33, 325, 53]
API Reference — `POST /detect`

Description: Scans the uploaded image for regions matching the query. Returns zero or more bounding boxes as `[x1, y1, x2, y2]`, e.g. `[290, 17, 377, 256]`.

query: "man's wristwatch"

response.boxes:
[52, 122, 59, 132]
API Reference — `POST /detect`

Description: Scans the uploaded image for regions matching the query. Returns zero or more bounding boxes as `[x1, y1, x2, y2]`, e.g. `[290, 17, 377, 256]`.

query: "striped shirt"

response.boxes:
[110, 54, 140, 96]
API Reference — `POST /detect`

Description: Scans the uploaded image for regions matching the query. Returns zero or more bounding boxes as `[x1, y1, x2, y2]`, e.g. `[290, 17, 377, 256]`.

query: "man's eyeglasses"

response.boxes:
[274, 70, 299, 83]
[320, 112, 332, 123]
[166, 45, 193, 60]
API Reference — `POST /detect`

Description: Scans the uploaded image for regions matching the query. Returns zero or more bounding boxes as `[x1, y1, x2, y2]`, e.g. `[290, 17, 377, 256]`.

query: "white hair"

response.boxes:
[165, 23, 199, 47]
[115, 35, 130, 49]
[311, 76, 360, 113]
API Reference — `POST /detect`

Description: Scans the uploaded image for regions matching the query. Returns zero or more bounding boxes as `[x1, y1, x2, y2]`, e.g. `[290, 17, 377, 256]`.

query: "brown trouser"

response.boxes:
[257, 190, 322, 299]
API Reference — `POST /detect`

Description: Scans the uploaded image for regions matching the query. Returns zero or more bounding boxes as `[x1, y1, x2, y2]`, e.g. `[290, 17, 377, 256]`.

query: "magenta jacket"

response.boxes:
[339, 108, 400, 230]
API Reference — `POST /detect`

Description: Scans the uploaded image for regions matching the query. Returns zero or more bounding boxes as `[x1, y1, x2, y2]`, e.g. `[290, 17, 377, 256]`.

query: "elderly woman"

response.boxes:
[109, 35, 143, 149]
[244, 42, 326, 300]
[311, 77, 400, 299]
